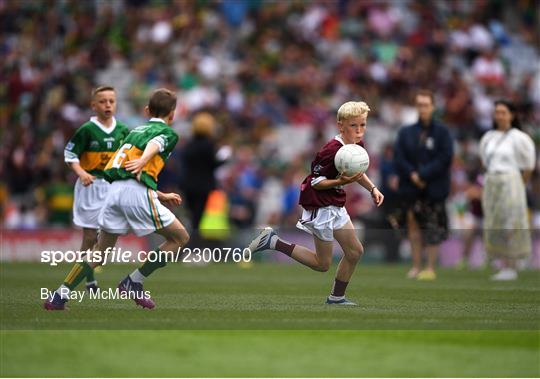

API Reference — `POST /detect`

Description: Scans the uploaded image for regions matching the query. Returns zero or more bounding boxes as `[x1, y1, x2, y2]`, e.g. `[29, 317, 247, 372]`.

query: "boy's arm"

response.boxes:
[156, 191, 182, 207]
[68, 162, 96, 186]
[357, 173, 384, 207]
[124, 141, 161, 175]
[312, 172, 364, 190]
[312, 172, 384, 207]
[64, 127, 95, 186]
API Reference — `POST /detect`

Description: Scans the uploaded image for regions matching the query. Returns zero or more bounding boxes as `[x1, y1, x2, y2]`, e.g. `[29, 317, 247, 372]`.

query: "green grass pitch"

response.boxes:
[1, 262, 539, 377]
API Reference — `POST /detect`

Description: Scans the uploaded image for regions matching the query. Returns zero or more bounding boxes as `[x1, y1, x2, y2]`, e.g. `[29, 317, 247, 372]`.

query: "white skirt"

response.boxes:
[482, 170, 532, 259]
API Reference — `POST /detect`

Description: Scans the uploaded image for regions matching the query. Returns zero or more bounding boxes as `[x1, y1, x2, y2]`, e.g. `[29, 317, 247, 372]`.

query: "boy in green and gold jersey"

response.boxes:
[64, 86, 129, 292]
[45, 88, 189, 310]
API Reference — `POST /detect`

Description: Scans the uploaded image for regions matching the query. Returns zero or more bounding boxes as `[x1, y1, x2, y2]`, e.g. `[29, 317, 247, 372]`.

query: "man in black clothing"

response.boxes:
[394, 90, 454, 280]
[179, 112, 229, 245]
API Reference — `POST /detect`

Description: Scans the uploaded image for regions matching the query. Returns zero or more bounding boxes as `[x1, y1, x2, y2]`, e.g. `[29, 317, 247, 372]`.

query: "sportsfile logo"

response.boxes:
[40, 247, 252, 266]
[40, 248, 173, 266]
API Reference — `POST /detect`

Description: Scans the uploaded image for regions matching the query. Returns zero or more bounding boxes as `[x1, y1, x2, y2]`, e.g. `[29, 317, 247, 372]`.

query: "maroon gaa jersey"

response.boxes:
[299, 135, 365, 210]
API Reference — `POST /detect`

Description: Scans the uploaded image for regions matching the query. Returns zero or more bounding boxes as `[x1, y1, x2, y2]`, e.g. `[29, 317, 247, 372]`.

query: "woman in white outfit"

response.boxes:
[479, 100, 536, 280]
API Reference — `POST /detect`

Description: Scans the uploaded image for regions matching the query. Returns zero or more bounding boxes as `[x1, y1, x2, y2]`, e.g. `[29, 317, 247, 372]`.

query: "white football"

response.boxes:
[334, 144, 369, 176]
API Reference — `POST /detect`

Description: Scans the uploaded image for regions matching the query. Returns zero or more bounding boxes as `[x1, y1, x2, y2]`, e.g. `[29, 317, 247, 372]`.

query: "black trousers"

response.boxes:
[183, 189, 210, 232]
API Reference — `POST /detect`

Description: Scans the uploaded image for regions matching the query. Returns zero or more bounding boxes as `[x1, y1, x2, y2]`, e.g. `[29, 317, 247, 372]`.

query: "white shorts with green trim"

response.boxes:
[296, 205, 351, 242]
[98, 179, 175, 237]
[73, 177, 110, 229]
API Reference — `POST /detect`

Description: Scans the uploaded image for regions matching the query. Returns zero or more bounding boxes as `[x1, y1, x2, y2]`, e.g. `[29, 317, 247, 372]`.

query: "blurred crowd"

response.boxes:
[1, 0, 539, 243]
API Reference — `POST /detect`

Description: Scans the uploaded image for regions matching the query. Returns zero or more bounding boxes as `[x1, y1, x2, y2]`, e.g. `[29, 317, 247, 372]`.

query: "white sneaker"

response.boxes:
[491, 268, 518, 281]
[406, 268, 421, 279]
[248, 227, 276, 253]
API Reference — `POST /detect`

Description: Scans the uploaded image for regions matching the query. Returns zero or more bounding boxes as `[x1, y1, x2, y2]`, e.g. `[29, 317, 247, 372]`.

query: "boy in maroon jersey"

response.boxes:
[249, 101, 384, 305]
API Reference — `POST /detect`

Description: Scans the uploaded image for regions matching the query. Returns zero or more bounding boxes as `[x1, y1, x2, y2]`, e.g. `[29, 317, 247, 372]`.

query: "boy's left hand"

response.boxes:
[371, 188, 384, 207]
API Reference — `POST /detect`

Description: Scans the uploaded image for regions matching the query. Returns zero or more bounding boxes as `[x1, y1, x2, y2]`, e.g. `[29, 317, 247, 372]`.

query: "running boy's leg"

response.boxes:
[80, 227, 98, 288]
[330, 220, 364, 301]
[289, 238, 333, 272]
[118, 218, 189, 309]
[44, 231, 119, 310]
[250, 226, 360, 305]
[127, 218, 189, 282]
[249, 227, 333, 272]
[61, 231, 119, 290]
[80, 228, 98, 251]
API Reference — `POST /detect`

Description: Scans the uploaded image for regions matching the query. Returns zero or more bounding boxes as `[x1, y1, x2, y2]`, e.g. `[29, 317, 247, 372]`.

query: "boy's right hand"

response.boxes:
[79, 172, 96, 186]
[337, 172, 364, 185]
[157, 191, 182, 207]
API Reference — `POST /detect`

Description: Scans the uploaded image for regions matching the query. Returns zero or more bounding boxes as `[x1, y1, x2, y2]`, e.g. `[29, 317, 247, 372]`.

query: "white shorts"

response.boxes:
[296, 205, 351, 242]
[73, 177, 110, 229]
[98, 179, 175, 237]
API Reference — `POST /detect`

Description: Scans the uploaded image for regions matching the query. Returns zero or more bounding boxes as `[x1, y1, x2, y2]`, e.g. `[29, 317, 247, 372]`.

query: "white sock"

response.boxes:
[56, 284, 70, 300]
[328, 295, 345, 301]
[269, 235, 279, 250]
[86, 280, 97, 286]
[129, 269, 145, 283]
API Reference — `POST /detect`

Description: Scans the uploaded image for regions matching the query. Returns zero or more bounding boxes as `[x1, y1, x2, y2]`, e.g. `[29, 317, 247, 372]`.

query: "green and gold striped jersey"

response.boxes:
[103, 118, 179, 190]
[64, 117, 130, 177]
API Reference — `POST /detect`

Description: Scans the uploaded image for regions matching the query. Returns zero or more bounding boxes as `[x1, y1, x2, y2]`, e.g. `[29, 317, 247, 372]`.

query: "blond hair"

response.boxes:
[91, 86, 115, 99]
[192, 112, 216, 137]
[337, 101, 371, 123]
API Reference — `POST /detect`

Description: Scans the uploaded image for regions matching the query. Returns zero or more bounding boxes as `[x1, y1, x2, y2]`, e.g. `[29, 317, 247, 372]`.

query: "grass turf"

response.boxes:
[0, 262, 539, 376]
